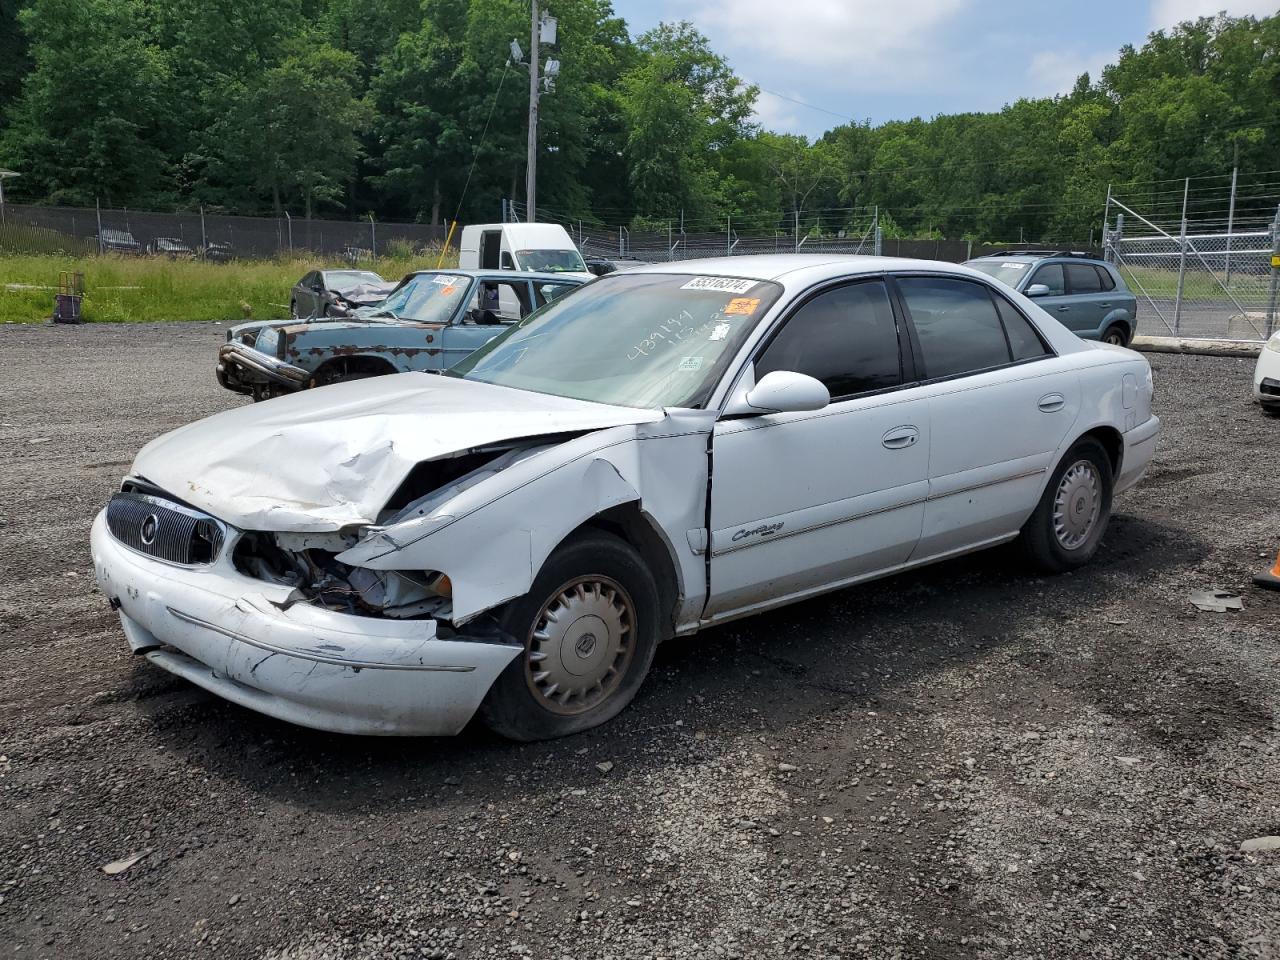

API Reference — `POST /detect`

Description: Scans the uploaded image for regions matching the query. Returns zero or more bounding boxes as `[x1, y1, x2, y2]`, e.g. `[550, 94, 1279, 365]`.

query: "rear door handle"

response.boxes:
[882, 425, 919, 449]
[1038, 393, 1066, 413]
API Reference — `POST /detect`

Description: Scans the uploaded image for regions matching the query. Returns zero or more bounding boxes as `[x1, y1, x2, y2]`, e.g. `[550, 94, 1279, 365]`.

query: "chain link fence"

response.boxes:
[1104, 174, 1280, 342]
[0, 202, 448, 260]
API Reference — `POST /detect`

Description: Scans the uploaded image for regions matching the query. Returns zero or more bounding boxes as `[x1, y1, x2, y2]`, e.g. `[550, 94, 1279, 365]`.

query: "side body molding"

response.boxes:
[337, 411, 716, 626]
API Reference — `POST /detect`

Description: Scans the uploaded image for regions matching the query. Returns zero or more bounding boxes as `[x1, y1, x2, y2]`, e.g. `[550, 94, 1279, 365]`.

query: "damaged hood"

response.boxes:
[333, 280, 396, 305]
[133, 373, 663, 532]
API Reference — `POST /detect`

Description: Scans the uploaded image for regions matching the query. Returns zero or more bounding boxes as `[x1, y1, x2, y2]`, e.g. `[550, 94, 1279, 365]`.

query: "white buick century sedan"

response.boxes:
[91, 256, 1160, 740]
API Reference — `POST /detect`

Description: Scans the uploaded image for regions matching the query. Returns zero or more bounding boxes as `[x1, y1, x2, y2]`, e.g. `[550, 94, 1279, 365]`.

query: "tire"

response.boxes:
[1102, 323, 1129, 347]
[1020, 437, 1114, 574]
[479, 530, 661, 741]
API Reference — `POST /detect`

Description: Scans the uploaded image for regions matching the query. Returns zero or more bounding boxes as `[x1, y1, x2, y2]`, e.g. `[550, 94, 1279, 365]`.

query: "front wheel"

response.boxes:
[479, 530, 661, 741]
[1020, 438, 1114, 573]
[1102, 323, 1129, 347]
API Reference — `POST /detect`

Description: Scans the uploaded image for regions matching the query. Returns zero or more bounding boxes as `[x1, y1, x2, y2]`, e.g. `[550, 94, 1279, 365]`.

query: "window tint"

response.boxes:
[755, 281, 900, 398]
[1094, 265, 1116, 291]
[992, 291, 1050, 361]
[1066, 263, 1102, 294]
[898, 276, 1010, 379]
[1030, 263, 1065, 296]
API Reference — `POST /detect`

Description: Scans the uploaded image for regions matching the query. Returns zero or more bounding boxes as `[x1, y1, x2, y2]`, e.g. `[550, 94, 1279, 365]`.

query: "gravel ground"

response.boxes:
[1, 321, 1278, 960]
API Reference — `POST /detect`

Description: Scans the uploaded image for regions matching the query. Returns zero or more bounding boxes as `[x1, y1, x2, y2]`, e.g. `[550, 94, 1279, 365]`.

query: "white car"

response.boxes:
[91, 256, 1160, 740]
[1255, 331, 1280, 415]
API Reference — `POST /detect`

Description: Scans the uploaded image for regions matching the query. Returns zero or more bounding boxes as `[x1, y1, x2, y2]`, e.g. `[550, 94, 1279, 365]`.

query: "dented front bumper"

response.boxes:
[90, 511, 520, 736]
[216, 341, 310, 394]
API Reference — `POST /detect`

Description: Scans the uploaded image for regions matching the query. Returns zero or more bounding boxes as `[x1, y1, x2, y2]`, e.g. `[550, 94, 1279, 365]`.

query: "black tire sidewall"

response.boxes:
[1103, 324, 1128, 347]
[1022, 438, 1114, 573]
[479, 530, 661, 741]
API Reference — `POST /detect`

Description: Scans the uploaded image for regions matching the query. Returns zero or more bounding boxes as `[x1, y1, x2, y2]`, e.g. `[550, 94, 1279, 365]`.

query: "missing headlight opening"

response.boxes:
[230, 439, 564, 622]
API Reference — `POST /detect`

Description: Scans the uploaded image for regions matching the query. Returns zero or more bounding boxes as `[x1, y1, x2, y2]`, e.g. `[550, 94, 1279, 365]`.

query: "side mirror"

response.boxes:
[1026, 283, 1051, 298]
[500, 252, 515, 270]
[743, 371, 830, 414]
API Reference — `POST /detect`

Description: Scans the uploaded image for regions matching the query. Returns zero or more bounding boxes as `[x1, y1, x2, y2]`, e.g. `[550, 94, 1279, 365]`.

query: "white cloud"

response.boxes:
[1026, 49, 1113, 97]
[688, 0, 971, 88]
[751, 90, 801, 133]
[1151, 0, 1277, 27]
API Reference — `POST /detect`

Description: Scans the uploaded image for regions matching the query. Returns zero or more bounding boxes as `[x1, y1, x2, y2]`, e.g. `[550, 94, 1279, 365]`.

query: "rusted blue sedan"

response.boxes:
[217, 269, 584, 400]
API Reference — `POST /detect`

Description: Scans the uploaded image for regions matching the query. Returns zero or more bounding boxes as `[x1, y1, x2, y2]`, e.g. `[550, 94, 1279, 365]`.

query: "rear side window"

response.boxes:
[755, 280, 901, 399]
[992, 291, 1051, 361]
[1029, 263, 1065, 296]
[1095, 265, 1116, 291]
[1066, 263, 1102, 294]
[897, 277, 1010, 379]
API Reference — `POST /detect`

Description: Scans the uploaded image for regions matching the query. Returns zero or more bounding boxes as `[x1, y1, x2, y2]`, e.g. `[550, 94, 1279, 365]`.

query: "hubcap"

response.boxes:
[1105, 330, 1123, 345]
[1053, 460, 1101, 550]
[524, 575, 635, 716]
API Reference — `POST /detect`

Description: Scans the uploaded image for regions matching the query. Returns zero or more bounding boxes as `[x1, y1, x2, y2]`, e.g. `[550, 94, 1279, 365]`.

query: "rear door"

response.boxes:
[892, 274, 1080, 561]
[1064, 262, 1108, 335]
[705, 278, 930, 620]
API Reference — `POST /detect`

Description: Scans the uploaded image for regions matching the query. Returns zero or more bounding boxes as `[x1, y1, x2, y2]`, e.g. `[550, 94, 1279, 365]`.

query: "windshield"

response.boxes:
[370, 273, 470, 322]
[514, 248, 587, 273]
[448, 272, 783, 409]
[965, 259, 1032, 288]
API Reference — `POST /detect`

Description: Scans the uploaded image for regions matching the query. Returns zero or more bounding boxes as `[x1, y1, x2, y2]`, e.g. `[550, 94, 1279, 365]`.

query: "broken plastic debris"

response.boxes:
[102, 850, 149, 875]
[1188, 589, 1243, 613]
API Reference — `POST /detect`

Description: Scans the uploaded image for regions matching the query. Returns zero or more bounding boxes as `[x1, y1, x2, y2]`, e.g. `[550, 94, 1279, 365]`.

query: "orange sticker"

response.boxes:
[724, 297, 761, 316]
[440, 285, 457, 295]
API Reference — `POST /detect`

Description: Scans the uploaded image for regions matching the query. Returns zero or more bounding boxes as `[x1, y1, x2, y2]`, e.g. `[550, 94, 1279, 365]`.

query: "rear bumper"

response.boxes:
[90, 511, 521, 736]
[216, 341, 309, 393]
[1116, 414, 1160, 495]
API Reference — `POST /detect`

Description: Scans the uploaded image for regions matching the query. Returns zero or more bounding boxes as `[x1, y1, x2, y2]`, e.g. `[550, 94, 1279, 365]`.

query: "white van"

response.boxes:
[458, 223, 593, 281]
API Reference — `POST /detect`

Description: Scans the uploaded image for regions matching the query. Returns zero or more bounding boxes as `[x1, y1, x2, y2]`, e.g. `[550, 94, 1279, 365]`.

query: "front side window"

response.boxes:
[898, 276, 1011, 379]
[755, 280, 901, 399]
[1029, 263, 1065, 296]
[1066, 263, 1102, 294]
[449, 272, 784, 409]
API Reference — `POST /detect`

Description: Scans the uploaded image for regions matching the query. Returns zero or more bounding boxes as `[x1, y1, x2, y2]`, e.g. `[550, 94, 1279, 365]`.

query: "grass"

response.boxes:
[0, 248, 458, 324]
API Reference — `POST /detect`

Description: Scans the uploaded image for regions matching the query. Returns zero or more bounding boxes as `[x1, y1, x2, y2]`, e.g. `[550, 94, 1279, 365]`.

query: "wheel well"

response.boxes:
[573, 503, 681, 637]
[313, 355, 397, 382]
[1079, 426, 1123, 478]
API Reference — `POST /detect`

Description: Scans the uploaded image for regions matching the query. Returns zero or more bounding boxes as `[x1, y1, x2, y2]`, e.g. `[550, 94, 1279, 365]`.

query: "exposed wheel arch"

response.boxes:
[311, 355, 398, 387]
[1077, 425, 1123, 479]
[562, 503, 683, 639]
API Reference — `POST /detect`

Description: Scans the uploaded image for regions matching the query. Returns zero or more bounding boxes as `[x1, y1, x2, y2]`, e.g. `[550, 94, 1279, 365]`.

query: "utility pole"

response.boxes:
[525, 0, 539, 223]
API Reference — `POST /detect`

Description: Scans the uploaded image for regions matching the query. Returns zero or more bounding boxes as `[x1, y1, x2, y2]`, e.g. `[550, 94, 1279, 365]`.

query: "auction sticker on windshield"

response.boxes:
[431, 275, 461, 285]
[681, 277, 758, 294]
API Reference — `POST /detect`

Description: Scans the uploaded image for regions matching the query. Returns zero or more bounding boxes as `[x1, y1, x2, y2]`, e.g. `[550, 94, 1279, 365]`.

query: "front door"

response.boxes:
[440, 279, 534, 367]
[705, 279, 930, 621]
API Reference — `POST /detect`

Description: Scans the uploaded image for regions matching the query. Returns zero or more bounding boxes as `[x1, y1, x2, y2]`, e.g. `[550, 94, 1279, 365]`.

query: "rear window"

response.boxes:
[898, 277, 1011, 379]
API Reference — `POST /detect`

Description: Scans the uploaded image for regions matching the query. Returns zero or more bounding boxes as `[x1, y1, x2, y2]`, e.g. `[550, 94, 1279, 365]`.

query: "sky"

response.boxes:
[608, 0, 1279, 139]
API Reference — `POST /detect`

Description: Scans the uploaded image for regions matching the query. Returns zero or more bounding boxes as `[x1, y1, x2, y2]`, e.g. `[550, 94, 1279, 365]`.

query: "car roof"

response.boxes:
[968, 250, 1106, 264]
[622, 254, 1002, 286]
[404, 268, 584, 282]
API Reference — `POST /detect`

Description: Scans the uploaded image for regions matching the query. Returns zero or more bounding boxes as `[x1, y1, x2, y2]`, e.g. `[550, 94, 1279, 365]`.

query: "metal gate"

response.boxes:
[1103, 189, 1280, 343]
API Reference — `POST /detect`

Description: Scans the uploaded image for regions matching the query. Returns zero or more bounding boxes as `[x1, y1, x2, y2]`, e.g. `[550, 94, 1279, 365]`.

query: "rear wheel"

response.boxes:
[1020, 437, 1114, 573]
[1102, 323, 1129, 347]
[479, 530, 660, 741]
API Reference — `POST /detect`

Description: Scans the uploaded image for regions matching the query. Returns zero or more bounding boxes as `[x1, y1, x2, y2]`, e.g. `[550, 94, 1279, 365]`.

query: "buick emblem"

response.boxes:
[140, 514, 159, 545]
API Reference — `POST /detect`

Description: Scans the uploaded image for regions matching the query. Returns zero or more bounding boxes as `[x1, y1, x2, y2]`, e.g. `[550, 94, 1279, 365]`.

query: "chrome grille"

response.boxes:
[106, 492, 225, 566]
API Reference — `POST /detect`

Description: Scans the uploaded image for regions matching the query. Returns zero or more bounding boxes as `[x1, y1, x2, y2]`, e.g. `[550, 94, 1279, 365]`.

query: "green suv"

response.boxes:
[964, 250, 1138, 346]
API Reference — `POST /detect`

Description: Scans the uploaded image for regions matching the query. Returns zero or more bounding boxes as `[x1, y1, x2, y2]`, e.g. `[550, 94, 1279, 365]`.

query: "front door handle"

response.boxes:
[882, 425, 919, 449]
[1038, 393, 1066, 413]
[1055, 305, 1070, 312]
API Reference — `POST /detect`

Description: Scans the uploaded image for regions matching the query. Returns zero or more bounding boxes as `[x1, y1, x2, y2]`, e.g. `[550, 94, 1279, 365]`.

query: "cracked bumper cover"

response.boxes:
[217, 341, 310, 393]
[90, 511, 521, 736]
